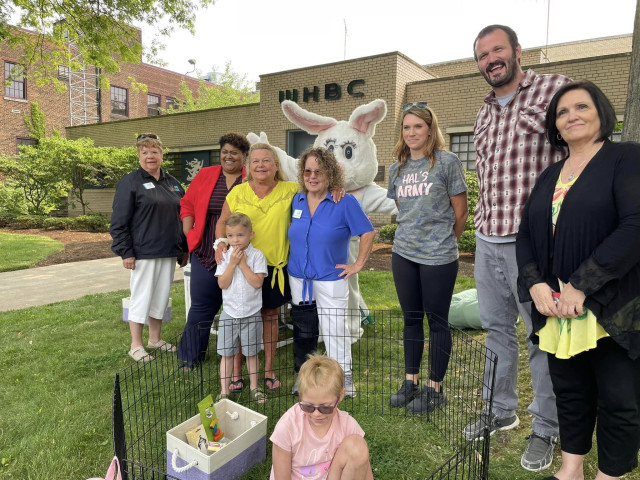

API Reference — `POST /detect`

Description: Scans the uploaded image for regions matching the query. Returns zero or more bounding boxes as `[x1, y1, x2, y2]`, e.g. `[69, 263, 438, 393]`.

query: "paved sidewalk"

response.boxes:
[0, 257, 184, 312]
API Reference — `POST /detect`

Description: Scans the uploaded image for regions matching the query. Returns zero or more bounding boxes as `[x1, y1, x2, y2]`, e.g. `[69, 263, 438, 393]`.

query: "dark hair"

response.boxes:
[545, 80, 617, 149]
[297, 147, 345, 193]
[473, 24, 519, 61]
[219, 132, 250, 154]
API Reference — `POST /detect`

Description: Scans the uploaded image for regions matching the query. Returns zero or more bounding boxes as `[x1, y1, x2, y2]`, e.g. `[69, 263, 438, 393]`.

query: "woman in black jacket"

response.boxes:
[516, 81, 640, 480]
[111, 133, 188, 362]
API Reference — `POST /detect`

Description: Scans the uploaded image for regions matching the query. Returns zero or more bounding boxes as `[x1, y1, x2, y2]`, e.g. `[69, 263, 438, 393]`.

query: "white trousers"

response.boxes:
[289, 276, 352, 374]
[128, 258, 175, 324]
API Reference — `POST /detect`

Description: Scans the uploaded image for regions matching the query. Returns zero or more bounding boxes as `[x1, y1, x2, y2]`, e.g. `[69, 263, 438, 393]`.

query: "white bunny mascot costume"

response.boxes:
[249, 99, 397, 342]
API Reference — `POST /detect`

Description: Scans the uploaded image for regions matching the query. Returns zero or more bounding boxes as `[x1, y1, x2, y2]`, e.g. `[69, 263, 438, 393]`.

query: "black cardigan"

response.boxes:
[516, 140, 640, 359]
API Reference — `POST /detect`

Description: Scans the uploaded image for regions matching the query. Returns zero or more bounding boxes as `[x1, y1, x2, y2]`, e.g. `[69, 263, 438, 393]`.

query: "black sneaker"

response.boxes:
[390, 379, 419, 407]
[463, 410, 520, 441]
[406, 386, 447, 414]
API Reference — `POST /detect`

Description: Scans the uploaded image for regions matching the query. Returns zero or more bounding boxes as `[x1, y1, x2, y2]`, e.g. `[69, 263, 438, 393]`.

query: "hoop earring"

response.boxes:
[557, 133, 563, 141]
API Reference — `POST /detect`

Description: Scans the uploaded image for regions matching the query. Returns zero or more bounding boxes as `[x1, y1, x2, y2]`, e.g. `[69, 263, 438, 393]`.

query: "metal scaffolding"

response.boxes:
[66, 35, 101, 126]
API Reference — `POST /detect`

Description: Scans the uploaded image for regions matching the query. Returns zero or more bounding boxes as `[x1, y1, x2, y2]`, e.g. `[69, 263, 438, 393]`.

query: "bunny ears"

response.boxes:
[281, 99, 387, 138]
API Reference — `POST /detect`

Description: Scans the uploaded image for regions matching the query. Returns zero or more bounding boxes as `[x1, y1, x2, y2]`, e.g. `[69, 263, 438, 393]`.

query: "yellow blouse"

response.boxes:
[537, 174, 609, 359]
[226, 181, 299, 293]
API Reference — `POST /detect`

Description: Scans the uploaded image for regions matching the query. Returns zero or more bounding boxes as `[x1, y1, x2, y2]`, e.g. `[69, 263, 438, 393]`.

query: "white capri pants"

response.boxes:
[128, 258, 176, 325]
[289, 276, 352, 374]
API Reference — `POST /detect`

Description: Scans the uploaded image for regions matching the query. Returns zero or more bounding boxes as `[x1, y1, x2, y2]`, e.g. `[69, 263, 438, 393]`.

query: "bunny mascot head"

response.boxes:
[280, 99, 387, 192]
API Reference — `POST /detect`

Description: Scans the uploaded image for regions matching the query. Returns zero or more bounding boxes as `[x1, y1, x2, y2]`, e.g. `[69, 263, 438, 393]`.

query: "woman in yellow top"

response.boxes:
[216, 143, 298, 391]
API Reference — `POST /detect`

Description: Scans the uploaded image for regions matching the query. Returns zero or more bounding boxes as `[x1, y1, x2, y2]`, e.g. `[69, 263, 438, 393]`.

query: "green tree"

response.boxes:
[0, 0, 214, 88]
[0, 144, 68, 214]
[167, 61, 259, 113]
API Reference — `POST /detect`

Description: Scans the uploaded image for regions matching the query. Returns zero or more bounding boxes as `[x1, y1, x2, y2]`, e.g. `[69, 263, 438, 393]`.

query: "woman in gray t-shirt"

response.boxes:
[387, 103, 468, 414]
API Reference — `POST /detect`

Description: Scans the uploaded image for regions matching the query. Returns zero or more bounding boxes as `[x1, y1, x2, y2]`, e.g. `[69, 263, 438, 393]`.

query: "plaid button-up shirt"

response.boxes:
[474, 69, 571, 236]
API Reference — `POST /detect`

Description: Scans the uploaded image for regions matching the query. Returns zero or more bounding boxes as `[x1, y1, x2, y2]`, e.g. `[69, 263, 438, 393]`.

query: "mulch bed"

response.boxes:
[0, 228, 475, 276]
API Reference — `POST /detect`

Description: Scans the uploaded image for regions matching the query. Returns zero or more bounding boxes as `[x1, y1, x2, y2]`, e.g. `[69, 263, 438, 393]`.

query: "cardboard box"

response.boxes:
[166, 398, 267, 480]
[122, 297, 171, 323]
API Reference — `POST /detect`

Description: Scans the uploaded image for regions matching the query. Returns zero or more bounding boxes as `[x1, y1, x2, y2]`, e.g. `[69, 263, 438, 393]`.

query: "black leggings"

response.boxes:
[391, 253, 458, 381]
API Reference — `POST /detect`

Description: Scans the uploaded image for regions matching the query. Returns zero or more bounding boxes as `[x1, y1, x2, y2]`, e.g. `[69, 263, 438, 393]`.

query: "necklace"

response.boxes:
[564, 156, 590, 182]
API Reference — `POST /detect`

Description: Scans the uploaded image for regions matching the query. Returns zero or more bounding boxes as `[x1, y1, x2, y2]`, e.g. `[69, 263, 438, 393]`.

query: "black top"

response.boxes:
[516, 140, 640, 359]
[110, 167, 187, 260]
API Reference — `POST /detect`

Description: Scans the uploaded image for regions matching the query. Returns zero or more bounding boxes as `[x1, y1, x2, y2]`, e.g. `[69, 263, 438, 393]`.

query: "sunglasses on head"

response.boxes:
[402, 102, 429, 112]
[137, 133, 159, 141]
[298, 397, 339, 414]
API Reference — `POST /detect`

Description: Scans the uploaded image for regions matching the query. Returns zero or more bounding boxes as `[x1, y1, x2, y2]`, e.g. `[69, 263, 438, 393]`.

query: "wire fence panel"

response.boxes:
[113, 309, 496, 479]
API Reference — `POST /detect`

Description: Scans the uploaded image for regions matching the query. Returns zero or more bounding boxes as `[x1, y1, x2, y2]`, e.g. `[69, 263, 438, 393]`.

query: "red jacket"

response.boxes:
[180, 166, 245, 252]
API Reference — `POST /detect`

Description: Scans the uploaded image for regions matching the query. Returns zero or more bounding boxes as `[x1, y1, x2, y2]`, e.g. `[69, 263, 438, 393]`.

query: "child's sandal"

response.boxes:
[215, 393, 229, 402]
[250, 387, 267, 404]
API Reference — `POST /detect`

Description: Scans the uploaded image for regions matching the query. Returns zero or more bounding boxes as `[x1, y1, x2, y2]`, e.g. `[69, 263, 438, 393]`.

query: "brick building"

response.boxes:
[1, 27, 204, 155]
[65, 34, 632, 223]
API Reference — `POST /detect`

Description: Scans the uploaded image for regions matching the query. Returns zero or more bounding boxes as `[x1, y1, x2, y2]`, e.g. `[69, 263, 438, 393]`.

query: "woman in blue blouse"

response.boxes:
[287, 147, 375, 398]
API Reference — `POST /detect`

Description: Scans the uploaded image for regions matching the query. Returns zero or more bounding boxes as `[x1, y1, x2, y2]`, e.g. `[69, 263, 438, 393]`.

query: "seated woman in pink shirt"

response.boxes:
[270, 355, 373, 480]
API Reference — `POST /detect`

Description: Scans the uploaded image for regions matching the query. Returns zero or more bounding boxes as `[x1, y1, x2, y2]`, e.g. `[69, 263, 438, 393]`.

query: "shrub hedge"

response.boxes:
[5, 214, 110, 233]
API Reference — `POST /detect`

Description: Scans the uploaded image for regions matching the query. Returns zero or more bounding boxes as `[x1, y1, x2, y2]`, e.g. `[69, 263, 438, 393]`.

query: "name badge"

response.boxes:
[292, 209, 302, 219]
[143, 182, 155, 189]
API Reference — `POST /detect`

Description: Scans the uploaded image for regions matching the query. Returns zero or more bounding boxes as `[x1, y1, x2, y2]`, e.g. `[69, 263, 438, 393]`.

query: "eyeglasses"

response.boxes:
[137, 133, 160, 141]
[401, 102, 429, 112]
[303, 169, 325, 178]
[298, 398, 339, 415]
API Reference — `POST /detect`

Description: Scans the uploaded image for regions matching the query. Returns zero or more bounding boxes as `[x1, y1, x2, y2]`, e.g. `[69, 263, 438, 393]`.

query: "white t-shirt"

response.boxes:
[215, 243, 267, 318]
[270, 404, 364, 480]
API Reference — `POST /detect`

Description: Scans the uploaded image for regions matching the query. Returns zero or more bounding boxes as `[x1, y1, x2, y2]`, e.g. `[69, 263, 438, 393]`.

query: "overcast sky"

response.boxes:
[145, 0, 637, 84]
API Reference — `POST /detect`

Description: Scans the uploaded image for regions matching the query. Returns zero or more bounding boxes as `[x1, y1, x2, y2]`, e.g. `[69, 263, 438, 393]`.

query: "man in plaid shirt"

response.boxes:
[462, 25, 571, 472]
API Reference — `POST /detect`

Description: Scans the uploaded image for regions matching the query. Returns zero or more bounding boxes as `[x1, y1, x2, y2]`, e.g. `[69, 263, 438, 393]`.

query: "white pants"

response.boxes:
[128, 258, 176, 325]
[289, 276, 352, 374]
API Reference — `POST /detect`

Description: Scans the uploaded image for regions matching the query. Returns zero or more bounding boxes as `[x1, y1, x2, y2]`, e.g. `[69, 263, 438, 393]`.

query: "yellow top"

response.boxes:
[537, 174, 609, 359]
[226, 181, 299, 294]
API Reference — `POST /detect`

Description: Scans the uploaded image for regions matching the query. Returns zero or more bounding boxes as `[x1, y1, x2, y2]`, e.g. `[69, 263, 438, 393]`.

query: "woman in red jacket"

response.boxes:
[177, 133, 248, 370]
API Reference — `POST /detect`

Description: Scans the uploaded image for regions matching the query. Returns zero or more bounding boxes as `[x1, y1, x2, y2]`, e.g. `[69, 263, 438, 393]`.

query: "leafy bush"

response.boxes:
[12, 214, 46, 229]
[458, 230, 476, 253]
[464, 169, 478, 232]
[73, 214, 110, 232]
[378, 224, 397, 244]
[43, 217, 75, 230]
[0, 183, 29, 226]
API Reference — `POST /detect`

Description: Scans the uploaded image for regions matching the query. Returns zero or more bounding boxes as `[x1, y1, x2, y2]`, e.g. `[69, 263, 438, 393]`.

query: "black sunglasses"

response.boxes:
[298, 397, 339, 415]
[137, 133, 160, 141]
[402, 102, 429, 112]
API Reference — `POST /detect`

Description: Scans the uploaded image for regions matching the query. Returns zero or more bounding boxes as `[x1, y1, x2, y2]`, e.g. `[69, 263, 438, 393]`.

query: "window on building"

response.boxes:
[450, 134, 477, 171]
[16, 137, 37, 153]
[110, 86, 128, 117]
[611, 131, 622, 143]
[147, 94, 161, 116]
[4, 62, 26, 99]
[287, 130, 315, 159]
[58, 65, 70, 81]
[166, 97, 177, 111]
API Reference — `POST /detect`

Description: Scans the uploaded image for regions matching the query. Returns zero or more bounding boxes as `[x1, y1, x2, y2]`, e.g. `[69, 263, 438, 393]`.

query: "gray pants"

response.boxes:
[475, 237, 558, 437]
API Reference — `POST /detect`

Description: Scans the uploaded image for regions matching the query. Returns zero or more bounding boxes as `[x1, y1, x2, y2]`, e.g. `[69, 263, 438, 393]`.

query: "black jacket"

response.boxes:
[110, 167, 187, 260]
[516, 140, 640, 359]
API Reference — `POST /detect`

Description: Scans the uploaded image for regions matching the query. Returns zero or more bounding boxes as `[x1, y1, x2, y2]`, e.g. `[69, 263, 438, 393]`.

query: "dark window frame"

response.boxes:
[166, 96, 177, 110]
[4, 61, 26, 99]
[16, 136, 37, 153]
[147, 93, 161, 116]
[110, 85, 129, 117]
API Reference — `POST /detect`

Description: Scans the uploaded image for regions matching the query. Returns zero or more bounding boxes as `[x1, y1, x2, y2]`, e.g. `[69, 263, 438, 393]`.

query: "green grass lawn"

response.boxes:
[0, 273, 636, 479]
[0, 232, 63, 272]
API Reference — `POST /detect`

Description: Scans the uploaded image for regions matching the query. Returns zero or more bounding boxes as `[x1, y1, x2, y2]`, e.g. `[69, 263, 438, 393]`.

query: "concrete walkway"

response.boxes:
[0, 257, 184, 312]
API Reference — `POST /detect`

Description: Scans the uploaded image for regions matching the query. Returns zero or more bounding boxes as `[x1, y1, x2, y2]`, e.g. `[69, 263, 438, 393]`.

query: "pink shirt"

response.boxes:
[270, 404, 365, 480]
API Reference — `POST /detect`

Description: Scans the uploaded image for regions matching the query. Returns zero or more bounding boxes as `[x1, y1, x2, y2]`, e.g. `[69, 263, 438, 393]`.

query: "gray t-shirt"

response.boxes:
[387, 149, 467, 265]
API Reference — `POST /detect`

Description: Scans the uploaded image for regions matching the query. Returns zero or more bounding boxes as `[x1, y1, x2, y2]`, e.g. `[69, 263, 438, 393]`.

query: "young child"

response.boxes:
[216, 213, 268, 403]
[270, 355, 374, 479]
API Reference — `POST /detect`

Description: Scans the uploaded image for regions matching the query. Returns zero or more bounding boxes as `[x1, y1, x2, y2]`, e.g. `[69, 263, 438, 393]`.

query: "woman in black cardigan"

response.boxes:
[516, 81, 640, 480]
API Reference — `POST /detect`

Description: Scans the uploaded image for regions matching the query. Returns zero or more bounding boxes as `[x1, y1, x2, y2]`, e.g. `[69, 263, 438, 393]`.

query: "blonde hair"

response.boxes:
[297, 147, 345, 194]
[297, 354, 344, 398]
[136, 134, 163, 152]
[225, 212, 252, 231]
[245, 143, 286, 182]
[392, 106, 445, 176]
